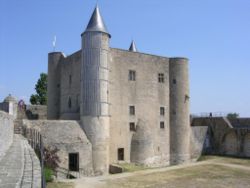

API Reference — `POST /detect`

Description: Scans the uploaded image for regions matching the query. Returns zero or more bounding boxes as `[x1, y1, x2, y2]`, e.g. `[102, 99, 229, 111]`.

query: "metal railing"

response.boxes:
[191, 112, 228, 118]
[23, 127, 46, 188]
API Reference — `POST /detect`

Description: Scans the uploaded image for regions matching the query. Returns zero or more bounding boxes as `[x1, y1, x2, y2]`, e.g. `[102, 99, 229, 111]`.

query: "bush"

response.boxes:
[45, 167, 54, 182]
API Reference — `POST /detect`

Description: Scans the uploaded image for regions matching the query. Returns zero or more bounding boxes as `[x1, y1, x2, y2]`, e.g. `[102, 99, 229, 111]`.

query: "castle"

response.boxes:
[47, 5, 190, 175]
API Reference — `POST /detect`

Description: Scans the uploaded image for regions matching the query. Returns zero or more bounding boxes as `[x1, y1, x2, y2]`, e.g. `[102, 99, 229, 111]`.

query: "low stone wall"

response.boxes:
[22, 120, 93, 177]
[0, 111, 14, 160]
[17, 105, 47, 120]
[192, 117, 250, 158]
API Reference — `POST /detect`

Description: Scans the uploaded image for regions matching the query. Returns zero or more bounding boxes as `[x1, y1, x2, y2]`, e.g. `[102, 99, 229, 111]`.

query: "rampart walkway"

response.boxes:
[0, 134, 41, 188]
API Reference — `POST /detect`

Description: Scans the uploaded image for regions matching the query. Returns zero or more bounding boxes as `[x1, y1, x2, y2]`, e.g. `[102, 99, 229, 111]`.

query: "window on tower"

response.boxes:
[160, 107, 165, 116]
[68, 97, 72, 109]
[69, 75, 72, 85]
[129, 106, 135, 115]
[129, 70, 136, 81]
[129, 122, 136, 131]
[160, 121, 165, 129]
[158, 73, 164, 83]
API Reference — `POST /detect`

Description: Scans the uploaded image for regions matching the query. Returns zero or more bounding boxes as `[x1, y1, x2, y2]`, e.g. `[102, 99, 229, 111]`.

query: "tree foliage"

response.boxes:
[30, 73, 47, 105]
[227, 113, 239, 119]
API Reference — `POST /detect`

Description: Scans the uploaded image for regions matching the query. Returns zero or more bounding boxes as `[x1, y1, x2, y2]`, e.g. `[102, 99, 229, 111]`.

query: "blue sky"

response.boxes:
[0, 0, 250, 117]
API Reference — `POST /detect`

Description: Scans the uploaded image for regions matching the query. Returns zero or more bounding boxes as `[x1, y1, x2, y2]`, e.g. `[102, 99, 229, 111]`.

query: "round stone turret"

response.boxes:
[169, 57, 190, 165]
[47, 52, 65, 119]
[80, 5, 110, 175]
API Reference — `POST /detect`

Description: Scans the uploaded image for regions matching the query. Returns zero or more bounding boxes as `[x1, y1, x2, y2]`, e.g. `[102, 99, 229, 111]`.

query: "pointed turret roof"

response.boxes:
[83, 5, 111, 37]
[129, 40, 138, 52]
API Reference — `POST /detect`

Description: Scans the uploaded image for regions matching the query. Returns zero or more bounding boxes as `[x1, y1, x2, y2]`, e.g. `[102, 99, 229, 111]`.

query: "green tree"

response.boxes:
[227, 113, 239, 119]
[30, 73, 47, 105]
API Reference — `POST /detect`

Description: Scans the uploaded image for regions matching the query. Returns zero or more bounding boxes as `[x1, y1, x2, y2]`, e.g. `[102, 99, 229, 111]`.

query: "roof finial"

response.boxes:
[129, 40, 138, 52]
[83, 4, 111, 38]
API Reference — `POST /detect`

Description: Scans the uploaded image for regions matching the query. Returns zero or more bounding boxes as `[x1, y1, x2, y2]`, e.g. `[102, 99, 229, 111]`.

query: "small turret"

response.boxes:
[2, 94, 18, 118]
[129, 40, 138, 52]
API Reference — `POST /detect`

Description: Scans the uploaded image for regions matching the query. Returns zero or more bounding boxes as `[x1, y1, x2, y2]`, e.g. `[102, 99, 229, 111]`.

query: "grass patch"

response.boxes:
[198, 155, 250, 166]
[47, 182, 74, 188]
[105, 164, 250, 188]
[44, 167, 54, 182]
[118, 163, 150, 172]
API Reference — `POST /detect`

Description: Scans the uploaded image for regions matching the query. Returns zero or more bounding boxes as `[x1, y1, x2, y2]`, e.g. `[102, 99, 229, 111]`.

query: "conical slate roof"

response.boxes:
[129, 40, 138, 52]
[84, 5, 111, 37]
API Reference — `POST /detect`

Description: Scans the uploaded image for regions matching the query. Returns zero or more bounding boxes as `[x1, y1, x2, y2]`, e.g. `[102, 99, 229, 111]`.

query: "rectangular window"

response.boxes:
[130, 122, 136, 131]
[129, 106, 135, 115]
[69, 75, 72, 85]
[118, 148, 124, 161]
[160, 107, 165, 116]
[158, 73, 164, 83]
[129, 70, 136, 81]
[160, 121, 165, 129]
[69, 153, 79, 171]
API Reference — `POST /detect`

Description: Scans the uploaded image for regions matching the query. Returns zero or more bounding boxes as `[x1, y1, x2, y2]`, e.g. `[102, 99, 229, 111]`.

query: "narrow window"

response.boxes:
[68, 97, 72, 109]
[160, 107, 165, 116]
[160, 121, 165, 129]
[129, 70, 136, 81]
[173, 79, 176, 84]
[129, 122, 136, 131]
[69, 75, 72, 85]
[118, 148, 124, 161]
[129, 106, 135, 115]
[76, 94, 80, 112]
[158, 73, 164, 83]
[69, 153, 79, 171]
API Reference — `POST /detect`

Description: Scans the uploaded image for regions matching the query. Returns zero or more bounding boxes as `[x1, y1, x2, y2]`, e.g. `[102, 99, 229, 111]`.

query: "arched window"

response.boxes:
[68, 97, 72, 109]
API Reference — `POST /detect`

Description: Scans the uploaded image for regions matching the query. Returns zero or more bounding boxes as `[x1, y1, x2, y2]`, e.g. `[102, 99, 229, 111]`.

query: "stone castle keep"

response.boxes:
[0, 6, 250, 183]
[47, 5, 190, 175]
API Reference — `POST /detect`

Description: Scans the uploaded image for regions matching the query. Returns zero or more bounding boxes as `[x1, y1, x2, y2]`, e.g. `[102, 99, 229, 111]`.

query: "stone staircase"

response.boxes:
[0, 135, 41, 188]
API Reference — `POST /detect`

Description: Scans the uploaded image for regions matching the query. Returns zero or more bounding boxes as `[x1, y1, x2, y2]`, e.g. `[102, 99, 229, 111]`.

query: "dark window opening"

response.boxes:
[69, 153, 79, 171]
[130, 122, 136, 131]
[118, 148, 124, 161]
[158, 73, 164, 83]
[160, 107, 165, 116]
[173, 79, 176, 84]
[68, 97, 72, 109]
[69, 75, 72, 85]
[76, 94, 80, 112]
[129, 70, 136, 81]
[129, 106, 135, 115]
[160, 121, 165, 129]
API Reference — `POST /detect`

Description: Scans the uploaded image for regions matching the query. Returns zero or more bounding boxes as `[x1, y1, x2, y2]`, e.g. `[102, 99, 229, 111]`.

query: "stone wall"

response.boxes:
[192, 117, 250, 158]
[17, 105, 47, 120]
[109, 48, 170, 167]
[22, 120, 93, 176]
[59, 51, 81, 120]
[0, 111, 14, 160]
